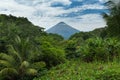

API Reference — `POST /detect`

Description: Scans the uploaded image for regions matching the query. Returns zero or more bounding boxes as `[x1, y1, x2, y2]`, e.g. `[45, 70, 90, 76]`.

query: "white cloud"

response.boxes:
[71, 0, 83, 2]
[50, 0, 72, 6]
[81, 4, 106, 9]
[0, 0, 34, 17]
[65, 4, 107, 13]
[99, 0, 109, 3]
[0, 0, 106, 31]
[72, 14, 106, 31]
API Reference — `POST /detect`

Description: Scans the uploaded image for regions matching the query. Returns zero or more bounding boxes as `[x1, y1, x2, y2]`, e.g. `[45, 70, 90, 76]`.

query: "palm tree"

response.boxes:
[103, 0, 120, 37]
[0, 36, 43, 80]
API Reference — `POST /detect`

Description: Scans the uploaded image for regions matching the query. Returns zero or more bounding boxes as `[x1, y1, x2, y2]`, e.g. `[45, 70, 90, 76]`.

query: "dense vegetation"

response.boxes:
[0, 0, 120, 80]
[0, 14, 66, 80]
[34, 61, 120, 80]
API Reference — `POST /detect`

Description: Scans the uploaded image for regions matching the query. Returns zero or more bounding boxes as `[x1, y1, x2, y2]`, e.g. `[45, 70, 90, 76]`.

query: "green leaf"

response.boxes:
[0, 60, 13, 67]
[0, 53, 15, 64]
[31, 61, 46, 70]
[20, 61, 30, 69]
[26, 68, 37, 76]
[0, 68, 18, 76]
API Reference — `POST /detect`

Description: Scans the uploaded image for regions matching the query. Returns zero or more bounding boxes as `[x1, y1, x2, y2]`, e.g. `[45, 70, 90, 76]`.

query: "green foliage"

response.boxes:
[0, 14, 45, 53]
[70, 27, 107, 41]
[1, 12, 120, 80]
[32, 34, 65, 68]
[103, 0, 120, 37]
[33, 61, 120, 80]
[34, 33, 64, 48]
[96, 69, 120, 80]
[0, 40, 7, 53]
[70, 32, 93, 40]
[31, 62, 46, 71]
[0, 68, 18, 80]
[48, 33, 64, 41]
[79, 37, 107, 62]
[0, 14, 66, 80]
[65, 40, 79, 59]
[0, 36, 44, 80]
[66, 28, 108, 59]
[77, 37, 120, 62]
[40, 41, 66, 68]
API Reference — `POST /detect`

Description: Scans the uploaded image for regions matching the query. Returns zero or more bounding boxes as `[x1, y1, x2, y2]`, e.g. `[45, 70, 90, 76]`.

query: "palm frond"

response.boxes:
[31, 62, 46, 70]
[0, 53, 15, 64]
[25, 68, 37, 76]
[7, 45, 22, 64]
[0, 68, 18, 76]
[0, 60, 13, 67]
[20, 61, 29, 69]
[25, 37, 29, 45]
[15, 35, 21, 44]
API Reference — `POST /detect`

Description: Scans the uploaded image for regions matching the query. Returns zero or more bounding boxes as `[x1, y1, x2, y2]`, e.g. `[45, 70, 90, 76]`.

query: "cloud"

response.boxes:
[70, 0, 83, 2]
[66, 14, 106, 31]
[0, 0, 34, 16]
[50, 0, 72, 6]
[0, 0, 107, 31]
[99, 0, 108, 3]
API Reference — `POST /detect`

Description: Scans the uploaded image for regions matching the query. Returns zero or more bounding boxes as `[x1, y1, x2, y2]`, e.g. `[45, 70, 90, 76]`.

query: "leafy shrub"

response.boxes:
[65, 40, 78, 59]
[77, 37, 106, 62]
[31, 61, 46, 71]
[40, 41, 66, 68]
[105, 38, 120, 60]
[96, 69, 120, 80]
[77, 37, 120, 62]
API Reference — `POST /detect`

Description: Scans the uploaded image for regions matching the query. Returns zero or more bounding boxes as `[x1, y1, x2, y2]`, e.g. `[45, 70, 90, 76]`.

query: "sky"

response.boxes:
[0, 0, 109, 31]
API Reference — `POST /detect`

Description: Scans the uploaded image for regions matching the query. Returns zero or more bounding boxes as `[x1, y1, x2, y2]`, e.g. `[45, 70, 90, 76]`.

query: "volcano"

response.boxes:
[46, 22, 80, 39]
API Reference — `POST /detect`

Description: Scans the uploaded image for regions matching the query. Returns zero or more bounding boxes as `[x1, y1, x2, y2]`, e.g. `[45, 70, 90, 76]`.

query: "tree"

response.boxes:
[0, 36, 45, 80]
[103, 0, 120, 37]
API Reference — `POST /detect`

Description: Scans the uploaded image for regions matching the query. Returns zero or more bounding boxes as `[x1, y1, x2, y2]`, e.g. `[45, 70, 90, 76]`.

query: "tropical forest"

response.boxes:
[0, 0, 120, 80]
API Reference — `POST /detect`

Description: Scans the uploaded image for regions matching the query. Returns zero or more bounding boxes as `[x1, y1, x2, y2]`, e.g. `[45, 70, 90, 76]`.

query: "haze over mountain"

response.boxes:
[46, 22, 80, 39]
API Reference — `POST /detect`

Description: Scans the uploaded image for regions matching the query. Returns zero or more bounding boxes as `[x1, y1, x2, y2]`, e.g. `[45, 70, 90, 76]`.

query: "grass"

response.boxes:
[34, 60, 120, 80]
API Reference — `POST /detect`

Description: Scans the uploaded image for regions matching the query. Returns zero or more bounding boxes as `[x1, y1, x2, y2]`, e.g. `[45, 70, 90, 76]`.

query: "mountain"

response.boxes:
[46, 22, 80, 39]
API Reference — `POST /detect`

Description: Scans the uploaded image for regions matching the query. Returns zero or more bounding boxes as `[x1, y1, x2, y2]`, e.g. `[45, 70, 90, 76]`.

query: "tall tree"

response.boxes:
[103, 0, 120, 37]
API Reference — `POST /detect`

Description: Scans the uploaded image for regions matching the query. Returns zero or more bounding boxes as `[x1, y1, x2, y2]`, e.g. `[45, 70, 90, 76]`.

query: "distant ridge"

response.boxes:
[46, 22, 80, 39]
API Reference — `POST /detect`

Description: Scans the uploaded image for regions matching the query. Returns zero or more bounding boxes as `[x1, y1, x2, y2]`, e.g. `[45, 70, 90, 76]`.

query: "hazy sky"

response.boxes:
[0, 0, 109, 31]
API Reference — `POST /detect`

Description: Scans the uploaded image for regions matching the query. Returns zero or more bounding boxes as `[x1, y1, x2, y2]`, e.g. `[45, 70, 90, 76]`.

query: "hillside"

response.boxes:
[0, 14, 45, 40]
[34, 61, 120, 80]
